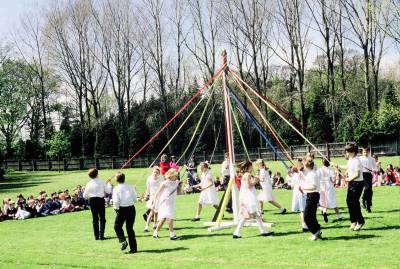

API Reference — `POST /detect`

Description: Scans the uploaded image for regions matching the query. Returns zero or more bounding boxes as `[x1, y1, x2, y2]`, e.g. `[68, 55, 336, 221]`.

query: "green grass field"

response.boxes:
[0, 156, 399, 269]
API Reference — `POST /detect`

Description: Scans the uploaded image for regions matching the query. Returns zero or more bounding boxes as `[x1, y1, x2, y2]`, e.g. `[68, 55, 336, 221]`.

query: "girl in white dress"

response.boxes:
[192, 162, 219, 221]
[233, 161, 273, 238]
[255, 159, 286, 214]
[144, 166, 164, 232]
[289, 160, 308, 232]
[318, 159, 341, 223]
[153, 168, 180, 240]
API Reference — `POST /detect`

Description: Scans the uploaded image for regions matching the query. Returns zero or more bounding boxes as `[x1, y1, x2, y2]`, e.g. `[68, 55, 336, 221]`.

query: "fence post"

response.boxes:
[18, 160, 22, 171]
[32, 160, 36, 171]
[48, 160, 52, 171]
[63, 159, 68, 171]
[111, 157, 116, 169]
[326, 144, 330, 160]
[274, 147, 277, 161]
[79, 158, 84, 170]
[290, 146, 294, 159]
[203, 151, 206, 162]
[95, 158, 100, 170]
[257, 148, 261, 159]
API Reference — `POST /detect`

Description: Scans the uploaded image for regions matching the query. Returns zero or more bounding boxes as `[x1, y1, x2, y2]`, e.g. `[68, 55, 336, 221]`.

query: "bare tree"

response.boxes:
[46, 1, 109, 156]
[272, 0, 311, 135]
[14, 15, 53, 141]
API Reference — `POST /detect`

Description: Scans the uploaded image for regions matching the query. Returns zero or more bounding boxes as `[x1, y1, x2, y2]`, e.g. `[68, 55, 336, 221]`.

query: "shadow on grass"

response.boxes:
[0, 180, 51, 194]
[372, 209, 400, 214]
[362, 225, 400, 231]
[325, 234, 381, 241]
[138, 246, 189, 253]
[178, 232, 231, 241]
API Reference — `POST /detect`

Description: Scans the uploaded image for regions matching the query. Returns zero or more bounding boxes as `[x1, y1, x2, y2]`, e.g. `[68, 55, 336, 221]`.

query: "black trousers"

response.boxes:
[304, 192, 321, 234]
[89, 197, 106, 239]
[346, 181, 365, 224]
[114, 205, 137, 252]
[362, 172, 373, 209]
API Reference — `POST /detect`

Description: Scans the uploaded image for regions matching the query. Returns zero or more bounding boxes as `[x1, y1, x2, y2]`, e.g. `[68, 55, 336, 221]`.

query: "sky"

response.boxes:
[0, 0, 398, 70]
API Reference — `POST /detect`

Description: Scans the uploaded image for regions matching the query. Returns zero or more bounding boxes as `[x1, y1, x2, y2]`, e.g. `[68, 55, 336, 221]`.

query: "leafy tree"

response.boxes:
[45, 131, 70, 159]
[0, 59, 34, 158]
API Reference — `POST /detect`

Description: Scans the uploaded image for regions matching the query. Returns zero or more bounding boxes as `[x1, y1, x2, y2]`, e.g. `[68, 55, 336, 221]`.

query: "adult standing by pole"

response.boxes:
[113, 172, 138, 254]
[83, 168, 112, 240]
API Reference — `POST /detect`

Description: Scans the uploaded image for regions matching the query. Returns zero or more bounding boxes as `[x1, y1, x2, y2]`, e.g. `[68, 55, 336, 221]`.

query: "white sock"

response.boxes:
[169, 231, 175, 238]
[280, 207, 285, 212]
[256, 216, 267, 234]
[302, 222, 308, 229]
[337, 213, 342, 219]
[153, 231, 158, 236]
[144, 225, 149, 230]
[234, 218, 246, 236]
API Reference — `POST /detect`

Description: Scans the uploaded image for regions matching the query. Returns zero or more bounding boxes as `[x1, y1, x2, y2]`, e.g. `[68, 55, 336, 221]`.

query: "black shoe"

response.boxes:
[260, 232, 274, 237]
[280, 208, 287, 214]
[95, 237, 100, 240]
[367, 208, 372, 213]
[302, 228, 309, 232]
[99, 236, 105, 240]
[170, 235, 180, 240]
[233, 235, 241, 239]
[143, 213, 148, 221]
[323, 212, 329, 223]
[127, 250, 137, 254]
[191, 217, 200, 222]
[121, 241, 128, 251]
[226, 208, 233, 213]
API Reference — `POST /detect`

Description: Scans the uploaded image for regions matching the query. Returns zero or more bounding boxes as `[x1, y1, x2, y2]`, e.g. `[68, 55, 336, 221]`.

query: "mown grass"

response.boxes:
[0, 156, 399, 269]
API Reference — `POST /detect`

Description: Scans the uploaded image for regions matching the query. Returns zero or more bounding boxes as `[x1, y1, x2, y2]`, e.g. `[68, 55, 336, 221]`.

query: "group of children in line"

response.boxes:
[142, 143, 396, 241]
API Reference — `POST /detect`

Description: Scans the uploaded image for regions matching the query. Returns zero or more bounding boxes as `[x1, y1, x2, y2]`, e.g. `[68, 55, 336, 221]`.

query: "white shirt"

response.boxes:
[347, 157, 363, 182]
[83, 178, 112, 199]
[359, 156, 378, 173]
[112, 183, 137, 209]
[147, 176, 163, 196]
[221, 160, 230, 176]
[318, 166, 335, 183]
[302, 169, 320, 193]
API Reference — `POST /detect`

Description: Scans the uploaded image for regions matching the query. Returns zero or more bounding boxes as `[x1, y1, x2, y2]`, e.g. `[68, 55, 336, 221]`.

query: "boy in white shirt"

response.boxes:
[343, 143, 365, 231]
[113, 172, 138, 254]
[83, 168, 112, 240]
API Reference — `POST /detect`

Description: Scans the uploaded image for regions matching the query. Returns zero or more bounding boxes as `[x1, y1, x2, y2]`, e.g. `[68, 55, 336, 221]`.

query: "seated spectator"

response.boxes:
[0, 206, 5, 222]
[385, 164, 400, 185]
[71, 189, 87, 211]
[35, 198, 45, 216]
[16, 194, 26, 208]
[272, 172, 285, 188]
[40, 198, 54, 216]
[15, 199, 32, 220]
[61, 195, 75, 213]
[6, 200, 17, 219]
[2, 198, 11, 215]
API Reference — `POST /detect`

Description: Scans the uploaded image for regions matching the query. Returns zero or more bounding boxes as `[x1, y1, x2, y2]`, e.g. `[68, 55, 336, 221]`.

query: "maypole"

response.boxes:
[217, 50, 239, 225]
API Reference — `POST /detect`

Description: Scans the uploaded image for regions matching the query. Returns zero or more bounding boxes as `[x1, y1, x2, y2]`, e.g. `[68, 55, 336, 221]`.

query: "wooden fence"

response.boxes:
[3, 140, 399, 172]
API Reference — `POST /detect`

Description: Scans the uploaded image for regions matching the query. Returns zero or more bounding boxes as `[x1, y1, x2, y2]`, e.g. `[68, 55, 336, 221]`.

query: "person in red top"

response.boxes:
[160, 154, 171, 176]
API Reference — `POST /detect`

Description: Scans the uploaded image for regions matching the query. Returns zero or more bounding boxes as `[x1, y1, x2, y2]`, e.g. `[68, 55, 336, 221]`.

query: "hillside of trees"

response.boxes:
[0, 0, 400, 162]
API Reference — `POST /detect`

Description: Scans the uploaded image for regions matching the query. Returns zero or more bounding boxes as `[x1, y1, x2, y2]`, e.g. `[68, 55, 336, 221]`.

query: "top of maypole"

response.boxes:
[221, 49, 227, 68]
